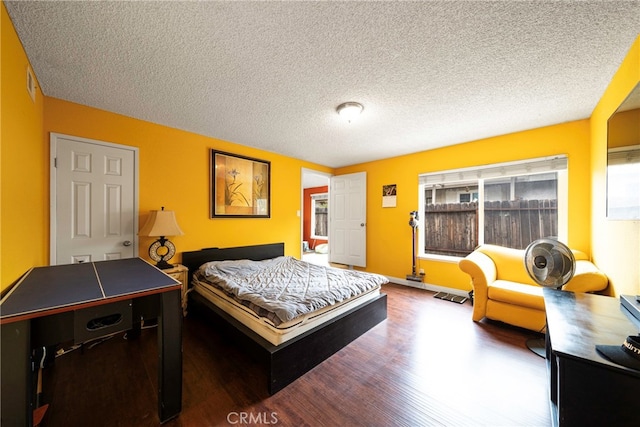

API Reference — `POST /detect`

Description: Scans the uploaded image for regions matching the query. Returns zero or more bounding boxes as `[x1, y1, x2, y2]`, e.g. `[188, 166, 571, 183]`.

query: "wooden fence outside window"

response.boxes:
[424, 200, 558, 257]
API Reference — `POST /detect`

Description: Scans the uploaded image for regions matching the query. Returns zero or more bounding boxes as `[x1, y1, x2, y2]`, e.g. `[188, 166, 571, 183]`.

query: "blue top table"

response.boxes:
[1, 258, 183, 426]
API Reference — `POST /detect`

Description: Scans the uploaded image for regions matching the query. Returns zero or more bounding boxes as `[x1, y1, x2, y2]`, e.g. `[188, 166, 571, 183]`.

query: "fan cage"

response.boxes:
[524, 238, 575, 288]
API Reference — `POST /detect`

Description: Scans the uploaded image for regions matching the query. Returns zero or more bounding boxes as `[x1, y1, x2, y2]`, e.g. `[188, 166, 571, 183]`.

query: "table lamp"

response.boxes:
[139, 207, 184, 269]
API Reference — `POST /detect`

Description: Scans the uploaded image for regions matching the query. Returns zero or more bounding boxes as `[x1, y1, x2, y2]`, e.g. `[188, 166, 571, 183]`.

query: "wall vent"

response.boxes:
[26, 66, 36, 102]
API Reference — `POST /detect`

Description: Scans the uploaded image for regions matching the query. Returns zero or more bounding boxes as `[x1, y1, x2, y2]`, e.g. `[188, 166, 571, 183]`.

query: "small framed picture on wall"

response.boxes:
[383, 184, 397, 208]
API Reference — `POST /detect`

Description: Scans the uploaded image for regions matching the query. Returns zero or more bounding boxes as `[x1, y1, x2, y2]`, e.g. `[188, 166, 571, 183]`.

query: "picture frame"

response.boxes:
[382, 184, 397, 208]
[210, 150, 271, 218]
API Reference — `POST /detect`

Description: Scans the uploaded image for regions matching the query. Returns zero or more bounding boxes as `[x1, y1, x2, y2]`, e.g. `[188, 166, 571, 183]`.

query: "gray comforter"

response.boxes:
[196, 256, 388, 326]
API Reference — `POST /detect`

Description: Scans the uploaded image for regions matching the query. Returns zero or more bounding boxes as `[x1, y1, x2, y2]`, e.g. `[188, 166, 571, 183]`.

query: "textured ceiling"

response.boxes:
[6, 1, 640, 168]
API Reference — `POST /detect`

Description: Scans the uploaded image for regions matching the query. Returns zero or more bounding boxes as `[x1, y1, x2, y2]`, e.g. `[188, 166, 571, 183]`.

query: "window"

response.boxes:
[607, 146, 640, 219]
[311, 193, 328, 238]
[418, 156, 568, 258]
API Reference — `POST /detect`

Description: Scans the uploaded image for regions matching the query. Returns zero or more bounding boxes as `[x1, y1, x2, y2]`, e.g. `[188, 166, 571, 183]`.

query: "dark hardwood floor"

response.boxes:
[41, 283, 550, 426]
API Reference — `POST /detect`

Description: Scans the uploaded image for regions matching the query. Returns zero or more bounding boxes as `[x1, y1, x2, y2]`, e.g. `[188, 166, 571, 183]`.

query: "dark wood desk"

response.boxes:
[0, 258, 183, 426]
[544, 288, 640, 427]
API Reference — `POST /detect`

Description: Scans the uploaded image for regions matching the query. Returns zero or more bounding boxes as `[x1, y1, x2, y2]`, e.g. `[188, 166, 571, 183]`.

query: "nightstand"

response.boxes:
[164, 264, 189, 316]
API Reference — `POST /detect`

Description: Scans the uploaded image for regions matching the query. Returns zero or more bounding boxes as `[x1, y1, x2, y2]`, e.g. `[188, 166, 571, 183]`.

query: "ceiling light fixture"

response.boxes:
[336, 102, 364, 123]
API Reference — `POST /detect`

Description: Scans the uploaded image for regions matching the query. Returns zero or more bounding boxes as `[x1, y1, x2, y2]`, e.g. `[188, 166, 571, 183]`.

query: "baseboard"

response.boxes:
[384, 275, 470, 298]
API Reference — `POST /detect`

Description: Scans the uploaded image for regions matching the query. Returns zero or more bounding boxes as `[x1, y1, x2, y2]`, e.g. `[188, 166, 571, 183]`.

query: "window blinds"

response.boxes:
[419, 155, 568, 186]
[607, 146, 640, 165]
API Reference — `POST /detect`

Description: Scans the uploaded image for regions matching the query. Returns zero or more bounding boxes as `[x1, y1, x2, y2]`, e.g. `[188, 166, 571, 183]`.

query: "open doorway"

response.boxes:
[301, 168, 331, 266]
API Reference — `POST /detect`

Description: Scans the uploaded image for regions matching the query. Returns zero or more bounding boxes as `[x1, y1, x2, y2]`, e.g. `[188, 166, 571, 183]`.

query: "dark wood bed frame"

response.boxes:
[181, 242, 387, 394]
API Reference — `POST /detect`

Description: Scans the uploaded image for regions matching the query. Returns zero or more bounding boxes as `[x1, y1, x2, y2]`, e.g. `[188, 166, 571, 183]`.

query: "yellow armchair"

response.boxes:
[458, 244, 608, 331]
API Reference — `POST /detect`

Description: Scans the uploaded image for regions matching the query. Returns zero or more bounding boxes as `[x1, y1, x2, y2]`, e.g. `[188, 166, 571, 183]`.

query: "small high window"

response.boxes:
[311, 193, 328, 238]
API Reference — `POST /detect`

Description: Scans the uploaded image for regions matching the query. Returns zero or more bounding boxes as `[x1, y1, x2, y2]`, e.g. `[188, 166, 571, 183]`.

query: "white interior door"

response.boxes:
[329, 172, 366, 267]
[51, 133, 138, 265]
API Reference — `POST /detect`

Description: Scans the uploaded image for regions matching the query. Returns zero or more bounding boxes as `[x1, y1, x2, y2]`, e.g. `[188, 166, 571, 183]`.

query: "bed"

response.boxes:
[182, 243, 388, 394]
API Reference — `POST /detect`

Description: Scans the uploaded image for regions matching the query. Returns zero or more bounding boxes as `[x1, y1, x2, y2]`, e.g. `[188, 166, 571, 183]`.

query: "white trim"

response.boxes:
[50, 133, 139, 265]
[384, 276, 470, 297]
[477, 179, 486, 244]
[300, 168, 332, 255]
[91, 262, 106, 298]
[311, 192, 328, 200]
[557, 168, 568, 243]
[419, 155, 568, 185]
[418, 253, 462, 263]
[310, 193, 328, 239]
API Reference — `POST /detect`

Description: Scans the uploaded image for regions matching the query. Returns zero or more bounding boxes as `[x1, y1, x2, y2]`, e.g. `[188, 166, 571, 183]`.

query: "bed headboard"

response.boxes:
[181, 242, 285, 285]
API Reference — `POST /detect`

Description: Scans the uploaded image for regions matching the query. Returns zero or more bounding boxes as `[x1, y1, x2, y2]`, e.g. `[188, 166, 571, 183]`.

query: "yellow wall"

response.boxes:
[2, 4, 638, 298]
[607, 108, 640, 149]
[43, 97, 332, 267]
[336, 120, 592, 291]
[590, 36, 640, 297]
[1, 3, 46, 292]
[1, 2, 332, 293]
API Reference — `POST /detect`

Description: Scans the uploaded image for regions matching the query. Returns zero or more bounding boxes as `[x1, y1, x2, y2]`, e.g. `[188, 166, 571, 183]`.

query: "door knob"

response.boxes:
[360, 223, 365, 227]
[123, 240, 132, 246]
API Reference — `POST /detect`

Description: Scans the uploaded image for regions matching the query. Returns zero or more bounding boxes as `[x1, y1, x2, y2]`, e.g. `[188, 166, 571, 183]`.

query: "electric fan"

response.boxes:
[523, 238, 576, 357]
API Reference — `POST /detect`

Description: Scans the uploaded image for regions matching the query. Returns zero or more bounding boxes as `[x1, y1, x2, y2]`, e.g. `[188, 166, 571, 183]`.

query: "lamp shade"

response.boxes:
[139, 208, 184, 237]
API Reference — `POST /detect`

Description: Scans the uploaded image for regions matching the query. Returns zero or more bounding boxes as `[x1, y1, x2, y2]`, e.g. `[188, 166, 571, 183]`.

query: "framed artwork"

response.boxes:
[211, 150, 271, 218]
[382, 184, 397, 207]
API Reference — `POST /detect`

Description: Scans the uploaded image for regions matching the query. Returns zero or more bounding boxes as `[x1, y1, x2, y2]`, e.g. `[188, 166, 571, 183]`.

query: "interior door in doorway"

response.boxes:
[51, 133, 138, 265]
[329, 172, 367, 267]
